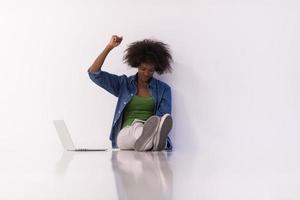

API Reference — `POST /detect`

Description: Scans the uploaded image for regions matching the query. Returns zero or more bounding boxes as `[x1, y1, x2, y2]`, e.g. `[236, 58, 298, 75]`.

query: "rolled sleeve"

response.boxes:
[87, 68, 102, 75]
[87, 69, 126, 97]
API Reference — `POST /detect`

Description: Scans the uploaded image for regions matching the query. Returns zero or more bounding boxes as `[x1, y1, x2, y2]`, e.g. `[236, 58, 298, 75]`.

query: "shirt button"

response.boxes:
[123, 102, 126, 104]
[118, 110, 121, 113]
[131, 93, 133, 96]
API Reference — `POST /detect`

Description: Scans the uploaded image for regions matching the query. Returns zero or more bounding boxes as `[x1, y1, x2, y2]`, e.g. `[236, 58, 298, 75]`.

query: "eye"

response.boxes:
[140, 67, 154, 74]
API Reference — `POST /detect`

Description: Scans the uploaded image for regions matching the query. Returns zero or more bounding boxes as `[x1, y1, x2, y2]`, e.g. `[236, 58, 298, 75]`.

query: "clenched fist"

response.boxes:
[107, 35, 123, 49]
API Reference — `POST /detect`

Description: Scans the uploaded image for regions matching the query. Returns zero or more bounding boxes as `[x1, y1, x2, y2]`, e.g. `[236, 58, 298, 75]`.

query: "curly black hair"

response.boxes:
[123, 39, 173, 75]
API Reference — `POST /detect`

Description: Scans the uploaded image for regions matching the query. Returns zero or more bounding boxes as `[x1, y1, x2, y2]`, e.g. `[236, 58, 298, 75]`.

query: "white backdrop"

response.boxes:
[1, 0, 299, 156]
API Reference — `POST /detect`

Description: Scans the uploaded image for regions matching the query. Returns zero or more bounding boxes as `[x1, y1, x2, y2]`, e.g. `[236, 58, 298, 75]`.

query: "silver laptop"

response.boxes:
[53, 120, 108, 151]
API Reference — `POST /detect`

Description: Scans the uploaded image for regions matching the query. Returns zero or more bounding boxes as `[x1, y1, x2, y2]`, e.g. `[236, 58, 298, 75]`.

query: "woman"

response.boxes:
[87, 35, 173, 151]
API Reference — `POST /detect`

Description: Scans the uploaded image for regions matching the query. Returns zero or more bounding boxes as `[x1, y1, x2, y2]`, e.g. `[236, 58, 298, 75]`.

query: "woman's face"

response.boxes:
[138, 63, 155, 83]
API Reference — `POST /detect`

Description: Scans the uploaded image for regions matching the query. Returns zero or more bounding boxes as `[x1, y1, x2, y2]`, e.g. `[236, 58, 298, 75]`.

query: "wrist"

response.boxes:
[105, 44, 114, 51]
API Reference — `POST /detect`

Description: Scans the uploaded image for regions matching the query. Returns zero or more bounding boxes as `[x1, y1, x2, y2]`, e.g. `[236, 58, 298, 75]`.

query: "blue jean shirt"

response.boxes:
[88, 69, 173, 151]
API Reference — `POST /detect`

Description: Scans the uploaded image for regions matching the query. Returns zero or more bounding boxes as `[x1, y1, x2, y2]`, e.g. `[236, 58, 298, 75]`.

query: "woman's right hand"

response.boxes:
[107, 35, 123, 49]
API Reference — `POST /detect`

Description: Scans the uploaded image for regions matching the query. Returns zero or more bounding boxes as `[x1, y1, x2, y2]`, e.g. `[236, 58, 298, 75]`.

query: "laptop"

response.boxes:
[53, 120, 108, 151]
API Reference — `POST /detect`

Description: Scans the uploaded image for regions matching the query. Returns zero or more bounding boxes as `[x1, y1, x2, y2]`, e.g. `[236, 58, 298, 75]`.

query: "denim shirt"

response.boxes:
[88, 69, 173, 151]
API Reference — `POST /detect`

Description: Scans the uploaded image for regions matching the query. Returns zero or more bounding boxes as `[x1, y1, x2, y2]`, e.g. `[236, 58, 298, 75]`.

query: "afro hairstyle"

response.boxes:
[123, 39, 173, 75]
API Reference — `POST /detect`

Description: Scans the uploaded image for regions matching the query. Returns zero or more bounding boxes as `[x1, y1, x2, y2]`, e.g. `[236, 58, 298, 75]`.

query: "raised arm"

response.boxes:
[88, 35, 123, 73]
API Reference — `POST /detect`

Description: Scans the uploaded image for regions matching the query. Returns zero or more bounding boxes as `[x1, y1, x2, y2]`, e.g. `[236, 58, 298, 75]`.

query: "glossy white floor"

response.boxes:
[1, 145, 300, 200]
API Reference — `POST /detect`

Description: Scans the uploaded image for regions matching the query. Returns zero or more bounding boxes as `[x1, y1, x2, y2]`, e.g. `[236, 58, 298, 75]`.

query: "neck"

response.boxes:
[138, 78, 149, 87]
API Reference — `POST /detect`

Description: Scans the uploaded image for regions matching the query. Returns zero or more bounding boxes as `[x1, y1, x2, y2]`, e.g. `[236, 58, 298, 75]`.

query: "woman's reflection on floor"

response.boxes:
[111, 150, 173, 200]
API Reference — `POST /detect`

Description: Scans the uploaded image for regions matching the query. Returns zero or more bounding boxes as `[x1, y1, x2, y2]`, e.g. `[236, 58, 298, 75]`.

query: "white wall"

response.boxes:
[1, 0, 299, 158]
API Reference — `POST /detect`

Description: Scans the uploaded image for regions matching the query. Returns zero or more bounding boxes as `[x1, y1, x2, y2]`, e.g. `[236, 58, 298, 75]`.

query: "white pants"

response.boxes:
[117, 119, 149, 150]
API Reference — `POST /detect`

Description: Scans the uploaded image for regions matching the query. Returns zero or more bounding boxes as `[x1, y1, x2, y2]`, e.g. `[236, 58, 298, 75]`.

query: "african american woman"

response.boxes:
[87, 35, 173, 151]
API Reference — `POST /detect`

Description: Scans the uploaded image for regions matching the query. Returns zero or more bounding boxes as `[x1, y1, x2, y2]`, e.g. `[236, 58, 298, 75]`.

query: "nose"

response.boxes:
[143, 70, 151, 77]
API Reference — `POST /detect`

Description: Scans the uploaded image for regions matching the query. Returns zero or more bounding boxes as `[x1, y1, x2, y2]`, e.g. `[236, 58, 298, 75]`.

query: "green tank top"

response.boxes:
[121, 95, 155, 129]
